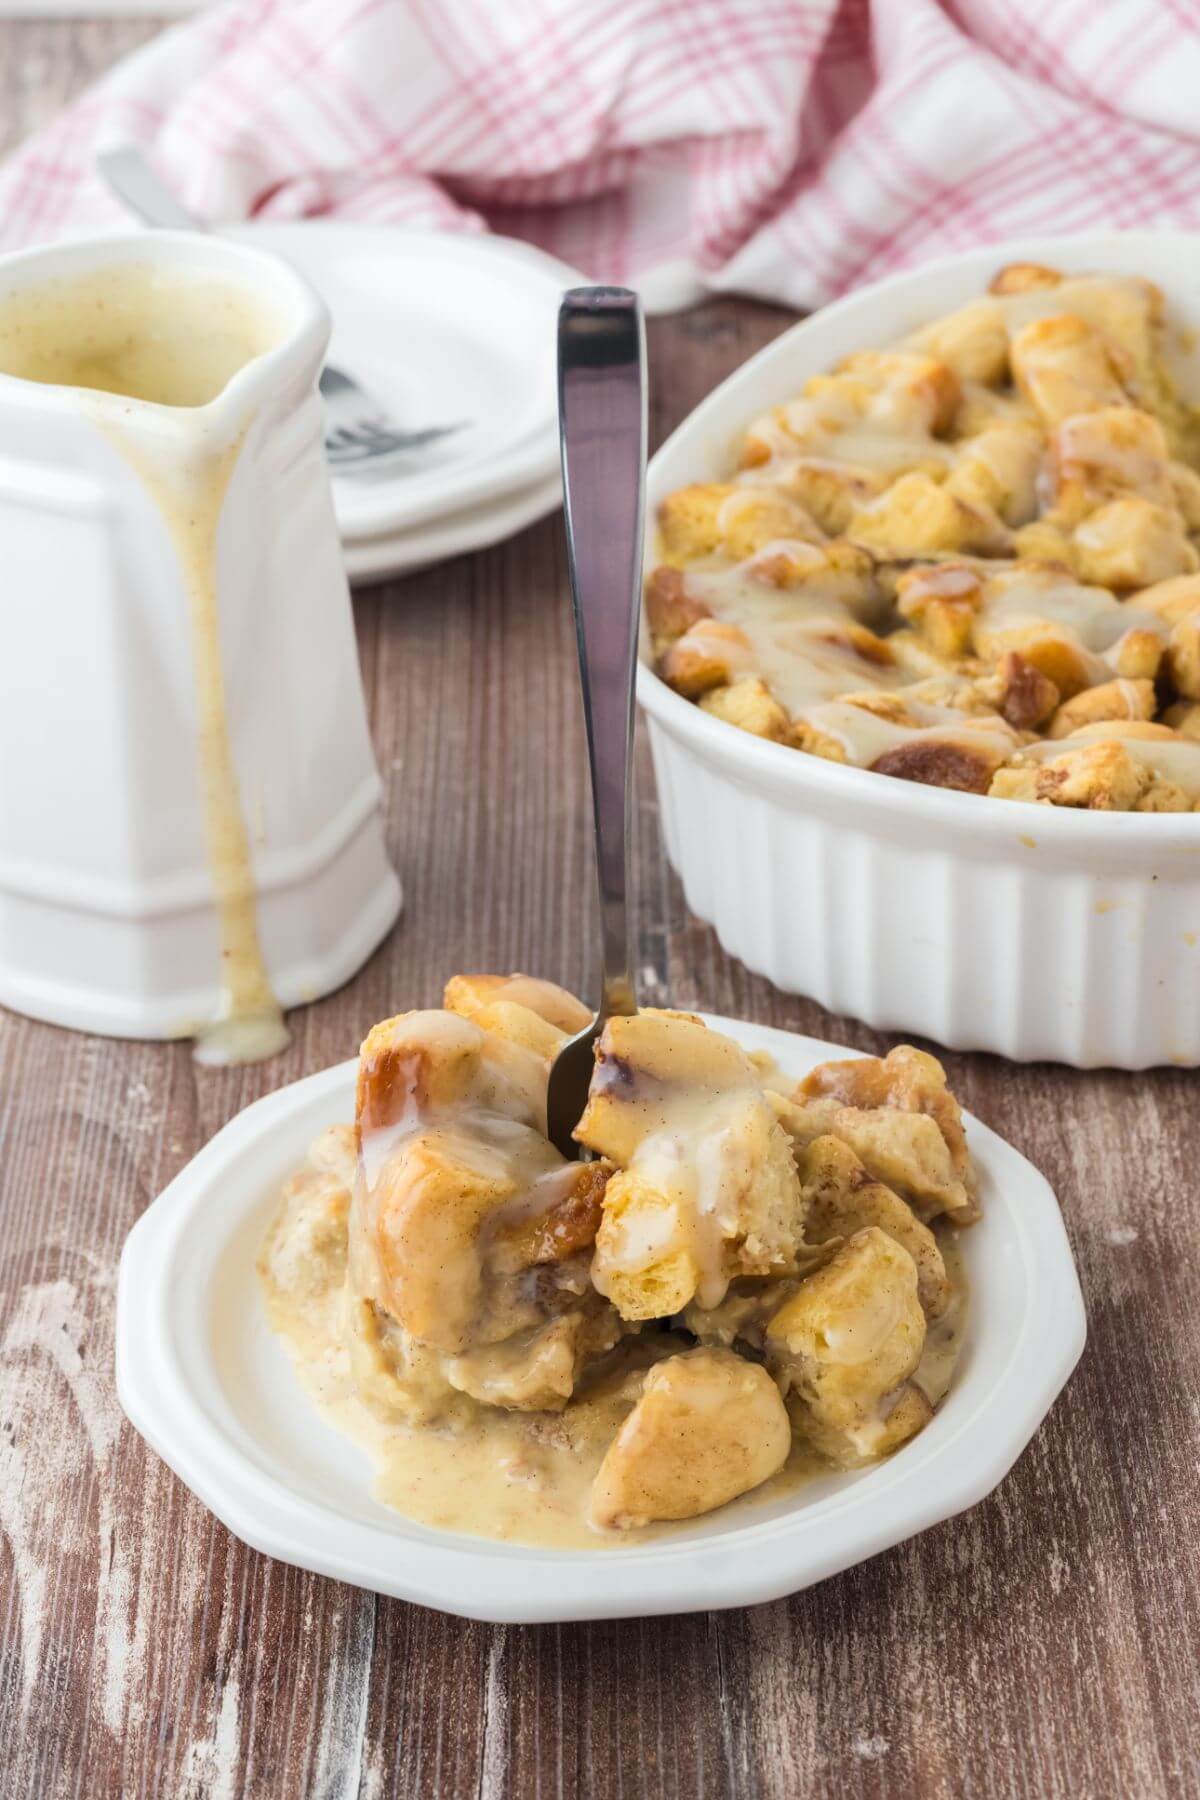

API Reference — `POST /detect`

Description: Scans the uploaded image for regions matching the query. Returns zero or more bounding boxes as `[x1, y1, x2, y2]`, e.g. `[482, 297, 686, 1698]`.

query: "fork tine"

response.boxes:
[324, 422, 468, 465]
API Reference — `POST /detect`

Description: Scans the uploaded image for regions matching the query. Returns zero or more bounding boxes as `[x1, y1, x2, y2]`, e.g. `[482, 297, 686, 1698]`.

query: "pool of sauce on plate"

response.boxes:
[0, 264, 290, 1063]
[259, 1191, 967, 1550]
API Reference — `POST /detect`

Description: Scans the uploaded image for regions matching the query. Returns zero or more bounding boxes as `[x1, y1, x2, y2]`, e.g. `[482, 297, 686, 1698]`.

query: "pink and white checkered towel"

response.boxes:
[4, 0, 1200, 312]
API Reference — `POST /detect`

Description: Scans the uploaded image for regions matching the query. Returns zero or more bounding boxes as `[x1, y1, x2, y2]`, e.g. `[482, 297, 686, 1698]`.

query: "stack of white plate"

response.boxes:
[231, 223, 577, 584]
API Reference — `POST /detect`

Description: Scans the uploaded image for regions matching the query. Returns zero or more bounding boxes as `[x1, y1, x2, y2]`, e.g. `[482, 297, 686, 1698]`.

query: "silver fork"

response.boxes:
[317, 365, 461, 467]
[95, 146, 464, 473]
[545, 287, 646, 1158]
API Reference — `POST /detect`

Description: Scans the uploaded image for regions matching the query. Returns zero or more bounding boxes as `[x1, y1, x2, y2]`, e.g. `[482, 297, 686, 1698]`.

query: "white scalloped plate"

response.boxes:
[116, 1015, 1085, 1621]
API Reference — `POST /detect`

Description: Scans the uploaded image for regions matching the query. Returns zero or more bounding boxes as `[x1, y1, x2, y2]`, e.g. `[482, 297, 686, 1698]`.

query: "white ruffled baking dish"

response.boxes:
[638, 233, 1200, 1069]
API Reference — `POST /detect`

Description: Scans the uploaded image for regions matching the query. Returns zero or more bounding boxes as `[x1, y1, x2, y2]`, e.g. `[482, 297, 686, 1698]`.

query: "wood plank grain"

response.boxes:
[2, 19, 1200, 1799]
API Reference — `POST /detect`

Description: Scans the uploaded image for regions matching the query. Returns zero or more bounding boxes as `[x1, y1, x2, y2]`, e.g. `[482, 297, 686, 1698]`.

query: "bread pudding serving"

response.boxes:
[648, 262, 1200, 811]
[260, 975, 975, 1546]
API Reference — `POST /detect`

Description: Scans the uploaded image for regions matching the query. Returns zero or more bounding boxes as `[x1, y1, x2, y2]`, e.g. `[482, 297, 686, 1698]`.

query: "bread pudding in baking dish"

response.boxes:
[648, 263, 1200, 811]
[260, 975, 974, 1545]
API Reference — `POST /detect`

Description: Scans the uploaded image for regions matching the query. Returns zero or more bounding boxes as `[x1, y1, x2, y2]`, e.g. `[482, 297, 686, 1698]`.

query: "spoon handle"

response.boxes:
[96, 147, 208, 233]
[557, 287, 646, 1023]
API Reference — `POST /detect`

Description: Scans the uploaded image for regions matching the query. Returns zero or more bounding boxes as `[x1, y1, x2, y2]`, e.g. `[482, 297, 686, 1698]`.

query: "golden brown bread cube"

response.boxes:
[1053, 276, 1180, 437]
[644, 565, 711, 645]
[443, 972, 590, 1060]
[451, 973, 589, 1035]
[970, 599, 1098, 703]
[982, 633, 1096, 707]
[260, 1163, 351, 1300]
[973, 650, 1061, 731]
[655, 483, 734, 561]
[486, 1160, 611, 1276]
[446, 1309, 619, 1413]
[893, 560, 987, 609]
[1046, 676, 1156, 739]
[773, 458, 889, 535]
[799, 1135, 950, 1320]
[894, 670, 1013, 717]
[356, 1007, 549, 1142]
[576, 1009, 759, 1163]
[589, 1347, 791, 1529]
[777, 1087, 975, 1224]
[808, 1381, 933, 1465]
[834, 690, 922, 729]
[744, 538, 879, 611]
[1109, 627, 1165, 682]
[715, 487, 826, 558]
[590, 1091, 804, 1321]
[1135, 780, 1194, 812]
[1162, 700, 1200, 740]
[894, 562, 984, 658]
[765, 1228, 929, 1468]
[352, 1003, 612, 1370]
[657, 482, 822, 563]
[798, 1043, 974, 1194]
[827, 349, 962, 436]
[805, 619, 897, 677]
[1167, 618, 1200, 700]
[879, 625, 964, 680]
[910, 297, 1010, 385]
[1072, 496, 1198, 590]
[1133, 572, 1200, 626]
[989, 738, 1151, 810]
[356, 1008, 486, 1131]
[357, 1128, 538, 1352]
[1064, 272, 1164, 337]
[1011, 518, 1079, 572]
[1010, 314, 1129, 426]
[1070, 720, 1182, 742]
[350, 1115, 615, 1408]
[989, 262, 1063, 295]
[589, 1167, 704, 1321]
[791, 716, 851, 764]
[848, 472, 1012, 559]
[1169, 459, 1200, 528]
[1130, 576, 1200, 698]
[579, 1012, 806, 1319]
[951, 382, 1042, 439]
[658, 619, 753, 697]
[1046, 406, 1174, 522]
[945, 421, 1043, 526]
[699, 677, 790, 741]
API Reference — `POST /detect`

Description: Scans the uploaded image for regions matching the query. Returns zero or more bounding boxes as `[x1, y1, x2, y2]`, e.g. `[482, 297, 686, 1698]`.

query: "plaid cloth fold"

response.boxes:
[3, 0, 1200, 311]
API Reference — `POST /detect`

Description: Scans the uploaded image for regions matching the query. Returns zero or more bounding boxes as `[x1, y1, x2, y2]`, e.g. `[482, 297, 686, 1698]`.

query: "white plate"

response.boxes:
[343, 470, 562, 586]
[116, 1014, 1085, 1623]
[228, 223, 581, 542]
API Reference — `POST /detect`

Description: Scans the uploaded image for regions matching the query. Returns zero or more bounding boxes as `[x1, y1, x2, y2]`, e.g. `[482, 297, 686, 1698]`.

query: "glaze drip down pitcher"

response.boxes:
[0, 232, 400, 1061]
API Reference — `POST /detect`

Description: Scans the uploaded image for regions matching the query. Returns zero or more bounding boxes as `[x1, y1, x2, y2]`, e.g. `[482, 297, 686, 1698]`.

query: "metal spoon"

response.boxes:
[95, 146, 464, 471]
[545, 286, 646, 1158]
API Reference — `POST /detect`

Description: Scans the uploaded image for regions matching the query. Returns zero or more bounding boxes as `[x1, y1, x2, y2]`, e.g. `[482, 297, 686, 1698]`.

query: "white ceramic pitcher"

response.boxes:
[0, 231, 400, 1060]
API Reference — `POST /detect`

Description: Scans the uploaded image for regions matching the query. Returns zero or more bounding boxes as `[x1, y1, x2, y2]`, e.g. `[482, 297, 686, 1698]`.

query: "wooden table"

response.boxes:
[3, 20, 1199, 1798]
